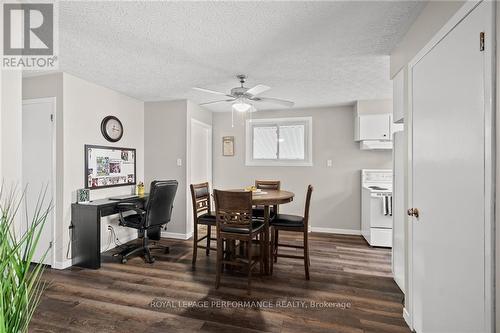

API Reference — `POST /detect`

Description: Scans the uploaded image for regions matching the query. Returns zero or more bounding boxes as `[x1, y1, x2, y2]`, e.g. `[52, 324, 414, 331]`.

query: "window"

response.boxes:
[245, 117, 312, 166]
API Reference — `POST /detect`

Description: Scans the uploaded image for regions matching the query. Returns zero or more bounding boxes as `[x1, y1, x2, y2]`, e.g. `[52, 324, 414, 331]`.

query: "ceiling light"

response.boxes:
[232, 100, 251, 113]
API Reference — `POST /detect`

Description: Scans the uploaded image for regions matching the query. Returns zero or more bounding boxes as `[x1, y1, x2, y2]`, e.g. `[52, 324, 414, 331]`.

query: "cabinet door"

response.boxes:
[358, 114, 390, 140]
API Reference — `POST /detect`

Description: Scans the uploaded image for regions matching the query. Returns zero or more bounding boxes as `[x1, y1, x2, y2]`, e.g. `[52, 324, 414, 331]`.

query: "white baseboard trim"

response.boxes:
[161, 231, 193, 240]
[403, 307, 412, 329]
[52, 259, 72, 270]
[309, 227, 361, 235]
[394, 276, 405, 294]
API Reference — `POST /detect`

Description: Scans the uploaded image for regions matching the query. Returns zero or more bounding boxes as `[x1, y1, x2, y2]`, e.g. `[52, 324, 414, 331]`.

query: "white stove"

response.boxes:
[361, 169, 393, 247]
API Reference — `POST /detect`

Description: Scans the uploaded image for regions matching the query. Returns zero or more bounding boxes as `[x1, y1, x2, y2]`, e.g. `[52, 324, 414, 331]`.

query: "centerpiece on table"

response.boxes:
[244, 186, 266, 195]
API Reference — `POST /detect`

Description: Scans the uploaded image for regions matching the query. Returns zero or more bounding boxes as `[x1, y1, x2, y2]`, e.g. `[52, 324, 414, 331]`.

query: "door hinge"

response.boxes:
[50, 114, 54, 122]
[480, 32, 485, 51]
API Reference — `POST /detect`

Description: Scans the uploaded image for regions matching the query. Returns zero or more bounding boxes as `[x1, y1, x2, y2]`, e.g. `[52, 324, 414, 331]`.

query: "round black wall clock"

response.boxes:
[101, 116, 123, 142]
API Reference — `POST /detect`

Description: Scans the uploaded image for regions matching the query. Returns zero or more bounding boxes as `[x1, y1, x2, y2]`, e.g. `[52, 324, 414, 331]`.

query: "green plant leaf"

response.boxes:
[0, 184, 51, 333]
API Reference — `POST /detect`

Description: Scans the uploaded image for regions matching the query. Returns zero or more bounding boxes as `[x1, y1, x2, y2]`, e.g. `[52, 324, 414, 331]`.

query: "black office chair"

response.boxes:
[116, 180, 178, 264]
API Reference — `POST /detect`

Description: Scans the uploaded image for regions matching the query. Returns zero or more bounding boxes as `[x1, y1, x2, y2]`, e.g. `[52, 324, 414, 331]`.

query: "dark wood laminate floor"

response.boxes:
[30, 232, 409, 333]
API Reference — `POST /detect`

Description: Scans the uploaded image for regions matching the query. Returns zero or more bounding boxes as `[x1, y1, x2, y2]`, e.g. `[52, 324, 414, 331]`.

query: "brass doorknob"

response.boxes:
[407, 208, 420, 218]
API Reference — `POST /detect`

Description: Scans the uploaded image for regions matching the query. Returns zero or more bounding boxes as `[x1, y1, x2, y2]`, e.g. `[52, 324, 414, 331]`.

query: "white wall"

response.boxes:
[0, 70, 2, 180]
[390, 1, 466, 77]
[1, 71, 22, 184]
[496, 4, 500, 331]
[1, 69, 23, 252]
[144, 100, 188, 235]
[212, 106, 392, 233]
[355, 99, 393, 115]
[23, 73, 144, 267]
[0, 0, 22, 185]
[0, 11, 2, 181]
[144, 100, 212, 237]
[63, 73, 144, 260]
[188, 100, 212, 126]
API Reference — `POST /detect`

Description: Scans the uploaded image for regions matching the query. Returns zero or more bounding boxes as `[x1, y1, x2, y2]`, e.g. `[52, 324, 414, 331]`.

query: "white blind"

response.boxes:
[279, 124, 305, 160]
[246, 117, 312, 166]
[253, 126, 277, 159]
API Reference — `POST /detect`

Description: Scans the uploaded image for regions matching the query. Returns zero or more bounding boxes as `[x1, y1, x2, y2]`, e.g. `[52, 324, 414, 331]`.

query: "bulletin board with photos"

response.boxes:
[85, 145, 136, 189]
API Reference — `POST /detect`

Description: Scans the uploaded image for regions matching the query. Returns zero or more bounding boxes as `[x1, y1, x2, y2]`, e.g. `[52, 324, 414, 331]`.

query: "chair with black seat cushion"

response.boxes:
[190, 182, 217, 266]
[270, 185, 313, 280]
[252, 180, 280, 220]
[116, 180, 178, 264]
[214, 189, 265, 295]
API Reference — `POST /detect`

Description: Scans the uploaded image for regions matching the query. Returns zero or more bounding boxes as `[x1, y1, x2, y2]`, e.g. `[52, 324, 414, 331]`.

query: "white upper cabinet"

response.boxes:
[392, 68, 405, 123]
[354, 100, 393, 150]
[355, 113, 391, 141]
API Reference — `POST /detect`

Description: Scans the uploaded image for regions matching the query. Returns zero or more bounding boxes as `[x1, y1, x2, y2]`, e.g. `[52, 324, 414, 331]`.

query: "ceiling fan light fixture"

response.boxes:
[195, 74, 293, 113]
[232, 100, 251, 113]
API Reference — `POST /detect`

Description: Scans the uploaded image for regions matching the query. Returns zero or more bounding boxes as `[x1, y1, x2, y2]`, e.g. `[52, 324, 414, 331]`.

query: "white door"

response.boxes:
[411, 2, 492, 332]
[22, 98, 55, 266]
[190, 120, 212, 185]
[188, 119, 212, 232]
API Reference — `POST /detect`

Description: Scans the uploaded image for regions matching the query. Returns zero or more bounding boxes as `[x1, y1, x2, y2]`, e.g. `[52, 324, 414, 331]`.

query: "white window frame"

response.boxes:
[245, 117, 313, 167]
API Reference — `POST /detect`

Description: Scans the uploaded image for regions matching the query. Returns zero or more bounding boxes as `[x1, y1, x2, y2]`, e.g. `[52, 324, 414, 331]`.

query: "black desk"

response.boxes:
[71, 195, 149, 269]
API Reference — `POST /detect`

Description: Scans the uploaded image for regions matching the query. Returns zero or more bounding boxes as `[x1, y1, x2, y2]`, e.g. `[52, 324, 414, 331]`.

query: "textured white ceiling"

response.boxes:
[58, 1, 425, 111]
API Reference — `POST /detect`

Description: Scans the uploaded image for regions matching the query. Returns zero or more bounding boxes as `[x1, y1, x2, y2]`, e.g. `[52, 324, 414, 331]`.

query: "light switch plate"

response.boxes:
[177, 158, 182, 166]
[327, 160, 333, 167]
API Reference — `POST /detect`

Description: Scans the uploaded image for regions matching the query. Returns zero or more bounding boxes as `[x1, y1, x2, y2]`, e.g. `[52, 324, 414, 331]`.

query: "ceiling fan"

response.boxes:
[193, 74, 294, 112]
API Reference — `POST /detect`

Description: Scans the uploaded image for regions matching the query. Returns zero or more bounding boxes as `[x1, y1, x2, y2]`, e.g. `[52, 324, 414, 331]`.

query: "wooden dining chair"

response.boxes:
[214, 189, 265, 295]
[270, 185, 313, 280]
[253, 180, 281, 220]
[190, 182, 217, 266]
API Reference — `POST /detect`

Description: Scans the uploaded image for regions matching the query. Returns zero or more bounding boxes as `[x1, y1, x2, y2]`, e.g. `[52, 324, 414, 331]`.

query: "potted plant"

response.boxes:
[0, 185, 51, 333]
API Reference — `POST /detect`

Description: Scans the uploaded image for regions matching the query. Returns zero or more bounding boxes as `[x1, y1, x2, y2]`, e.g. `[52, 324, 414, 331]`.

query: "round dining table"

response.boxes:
[251, 189, 295, 275]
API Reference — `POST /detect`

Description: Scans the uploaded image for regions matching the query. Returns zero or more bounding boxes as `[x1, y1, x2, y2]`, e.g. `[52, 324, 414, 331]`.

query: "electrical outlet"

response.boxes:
[107, 225, 112, 231]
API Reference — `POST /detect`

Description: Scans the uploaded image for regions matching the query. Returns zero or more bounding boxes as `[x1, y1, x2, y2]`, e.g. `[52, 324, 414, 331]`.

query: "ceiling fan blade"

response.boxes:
[193, 87, 233, 98]
[252, 97, 294, 108]
[246, 84, 271, 96]
[199, 99, 235, 106]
